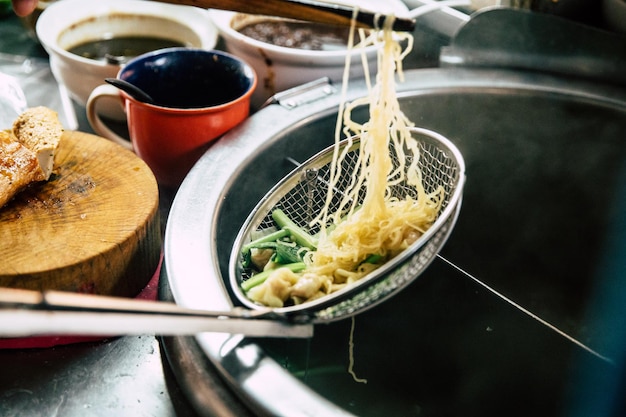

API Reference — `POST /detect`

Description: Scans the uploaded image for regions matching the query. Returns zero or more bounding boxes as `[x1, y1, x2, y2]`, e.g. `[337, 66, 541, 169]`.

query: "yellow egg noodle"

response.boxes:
[246, 15, 444, 308]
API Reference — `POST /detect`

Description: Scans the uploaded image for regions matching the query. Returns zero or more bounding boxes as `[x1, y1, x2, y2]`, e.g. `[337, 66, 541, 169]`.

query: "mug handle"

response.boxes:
[86, 84, 133, 151]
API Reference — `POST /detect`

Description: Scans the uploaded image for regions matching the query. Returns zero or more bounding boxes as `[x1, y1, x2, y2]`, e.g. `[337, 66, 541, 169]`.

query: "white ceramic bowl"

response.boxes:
[209, 0, 408, 109]
[36, 0, 218, 120]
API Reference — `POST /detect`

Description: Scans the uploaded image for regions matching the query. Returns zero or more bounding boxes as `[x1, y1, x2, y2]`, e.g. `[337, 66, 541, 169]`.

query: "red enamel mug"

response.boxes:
[87, 48, 256, 188]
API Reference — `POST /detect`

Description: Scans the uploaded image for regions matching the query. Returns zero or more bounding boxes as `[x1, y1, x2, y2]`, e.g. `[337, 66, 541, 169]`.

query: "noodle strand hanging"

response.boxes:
[244, 15, 444, 308]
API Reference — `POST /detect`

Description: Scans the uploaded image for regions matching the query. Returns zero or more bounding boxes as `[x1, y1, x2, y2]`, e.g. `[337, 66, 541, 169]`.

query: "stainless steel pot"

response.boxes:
[163, 65, 626, 416]
[162, 7, 626, 416]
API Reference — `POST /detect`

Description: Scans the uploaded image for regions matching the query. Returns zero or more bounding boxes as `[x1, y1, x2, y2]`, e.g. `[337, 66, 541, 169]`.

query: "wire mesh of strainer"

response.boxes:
[229, 127, 466, 323]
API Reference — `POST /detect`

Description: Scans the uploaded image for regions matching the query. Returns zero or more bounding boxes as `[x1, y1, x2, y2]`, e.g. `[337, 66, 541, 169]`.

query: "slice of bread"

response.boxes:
[12, 106, 63, 181]
[0, 107, 64, 208]
[0, 130, 45, 208]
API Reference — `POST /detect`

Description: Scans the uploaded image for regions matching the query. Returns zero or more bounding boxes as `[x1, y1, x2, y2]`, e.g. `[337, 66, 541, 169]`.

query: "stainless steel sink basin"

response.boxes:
[163, 67, 626, 416]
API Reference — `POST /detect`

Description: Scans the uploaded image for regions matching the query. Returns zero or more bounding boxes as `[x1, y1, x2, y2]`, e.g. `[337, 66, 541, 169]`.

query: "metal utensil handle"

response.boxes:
[152, 0, 416, 32]
[0, 310, 313, 338]
[0, 288, 313, 338]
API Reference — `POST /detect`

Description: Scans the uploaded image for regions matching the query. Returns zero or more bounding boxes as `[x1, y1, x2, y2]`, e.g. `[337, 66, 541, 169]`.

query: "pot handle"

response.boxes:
[87, 84, 133, 151]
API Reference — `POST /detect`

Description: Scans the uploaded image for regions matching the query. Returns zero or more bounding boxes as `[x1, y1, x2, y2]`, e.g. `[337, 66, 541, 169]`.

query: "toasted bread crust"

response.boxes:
[12, 106, 63, 180]
[0, 130, 44, 208]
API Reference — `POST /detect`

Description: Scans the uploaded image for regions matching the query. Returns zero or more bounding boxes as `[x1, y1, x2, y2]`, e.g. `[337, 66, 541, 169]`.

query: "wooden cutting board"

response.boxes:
[0, 130, 161, 298]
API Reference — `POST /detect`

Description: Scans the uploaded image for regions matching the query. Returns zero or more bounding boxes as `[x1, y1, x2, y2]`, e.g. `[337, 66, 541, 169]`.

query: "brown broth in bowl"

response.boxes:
[67, 36, 185, 63]
[237, 20, 352, 51]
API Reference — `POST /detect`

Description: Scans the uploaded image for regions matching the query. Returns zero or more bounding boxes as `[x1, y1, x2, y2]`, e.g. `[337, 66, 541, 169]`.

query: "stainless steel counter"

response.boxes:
[0, 12, 198, 417]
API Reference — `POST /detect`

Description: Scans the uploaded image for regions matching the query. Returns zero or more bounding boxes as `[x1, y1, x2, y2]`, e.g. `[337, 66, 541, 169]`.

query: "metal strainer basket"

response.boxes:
[229, 127, 466, 323]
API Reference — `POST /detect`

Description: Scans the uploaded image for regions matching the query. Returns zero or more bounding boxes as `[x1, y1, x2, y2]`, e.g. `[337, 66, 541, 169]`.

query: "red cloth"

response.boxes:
[0, 255, 162, 349]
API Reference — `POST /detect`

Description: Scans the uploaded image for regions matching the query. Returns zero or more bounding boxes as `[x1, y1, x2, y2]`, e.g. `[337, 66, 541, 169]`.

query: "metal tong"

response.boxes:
[154, 0, 416, 32]
[0, 288, 313, 339]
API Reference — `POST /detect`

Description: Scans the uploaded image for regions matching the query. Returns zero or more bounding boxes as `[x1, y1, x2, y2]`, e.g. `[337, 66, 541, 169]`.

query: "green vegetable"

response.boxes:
[241, 229, 290, 254]
[271, 209, 318, 250]
[364, 254, 384, 264]
[274, 241, 309, 264]
[241, 262, 306, 292]
[239, 210, 316, 290]
[244, 240, 309, 266]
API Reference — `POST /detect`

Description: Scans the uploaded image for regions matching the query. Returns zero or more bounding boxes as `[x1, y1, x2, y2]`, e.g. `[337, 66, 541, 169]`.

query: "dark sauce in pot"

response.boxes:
[238, 21, 352, 51]
[67, 36, 185, 63]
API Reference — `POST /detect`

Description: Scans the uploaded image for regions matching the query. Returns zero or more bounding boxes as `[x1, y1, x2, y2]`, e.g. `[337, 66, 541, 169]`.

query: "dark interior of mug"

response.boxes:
[121, 47, 255, 108]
